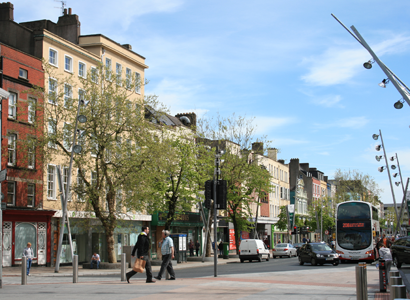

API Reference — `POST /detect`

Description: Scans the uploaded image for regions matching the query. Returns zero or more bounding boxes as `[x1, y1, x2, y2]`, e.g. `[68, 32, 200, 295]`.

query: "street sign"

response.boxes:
[0, 169, 7, 182]
[0, 202, 5, 210]
[288, 204, 295, 227]
[325, 230, 329, 235]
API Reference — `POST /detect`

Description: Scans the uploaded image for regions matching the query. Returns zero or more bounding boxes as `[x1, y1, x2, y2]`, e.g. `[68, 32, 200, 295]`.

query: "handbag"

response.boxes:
[132, 257, 146, 273]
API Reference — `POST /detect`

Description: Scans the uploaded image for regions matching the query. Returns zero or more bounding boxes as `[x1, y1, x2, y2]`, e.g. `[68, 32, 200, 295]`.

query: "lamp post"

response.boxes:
[332, 14, 410, 109]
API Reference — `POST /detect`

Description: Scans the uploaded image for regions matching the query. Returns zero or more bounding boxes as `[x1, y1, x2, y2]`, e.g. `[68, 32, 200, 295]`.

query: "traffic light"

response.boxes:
[204, 180, 213, 209]
[293, 226, 297, 234]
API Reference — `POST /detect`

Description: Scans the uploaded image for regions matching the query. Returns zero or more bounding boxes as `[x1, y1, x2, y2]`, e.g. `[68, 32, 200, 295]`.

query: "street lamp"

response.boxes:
[375, 155, 383, 162]
[394, 100, 404, 109]
[363, 60, 373, 69]
[378, 79, 389, 88]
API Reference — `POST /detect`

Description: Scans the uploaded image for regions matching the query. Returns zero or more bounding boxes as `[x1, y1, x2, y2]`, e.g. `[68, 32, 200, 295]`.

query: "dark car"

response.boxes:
[293, 243, 305, 256]
[298, 242, 339, 266]
[390, 236, 410, 268]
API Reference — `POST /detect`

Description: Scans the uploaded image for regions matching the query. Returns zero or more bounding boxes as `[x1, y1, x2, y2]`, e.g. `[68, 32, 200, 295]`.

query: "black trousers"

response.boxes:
[157, 254, 175, 279]
[126, 254, 153, 282]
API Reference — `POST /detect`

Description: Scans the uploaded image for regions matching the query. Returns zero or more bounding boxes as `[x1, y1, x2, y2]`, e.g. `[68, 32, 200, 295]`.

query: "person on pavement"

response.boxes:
[189, 239, 194, 256]
[90, 252, 100, 269]
[22, 242, 33, 276]
[126, 226, 155, 283]
[379, 244, 392, 284]
[195, 240, 200, 256]
[154, 230, 176, 281]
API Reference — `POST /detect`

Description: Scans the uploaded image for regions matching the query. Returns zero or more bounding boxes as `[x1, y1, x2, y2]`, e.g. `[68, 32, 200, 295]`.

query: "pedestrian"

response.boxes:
[195, 240, 200, 256]
[126, 226, 155, 283]
[379, 244, 392, 284]
[22, 242, 33, 276]
[189, 239, 194, 256]
[154, 230, 176, 281]
[90, 252, 100, 269]
[218, 241, 223, 256]
[302, 237, 307, 243]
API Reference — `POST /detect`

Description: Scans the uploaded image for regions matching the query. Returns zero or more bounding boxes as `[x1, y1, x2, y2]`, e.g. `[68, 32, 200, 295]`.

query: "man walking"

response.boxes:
[126, 226, 155, 283]
[22, 242, 33, 276]
[154, 230, 176, 280]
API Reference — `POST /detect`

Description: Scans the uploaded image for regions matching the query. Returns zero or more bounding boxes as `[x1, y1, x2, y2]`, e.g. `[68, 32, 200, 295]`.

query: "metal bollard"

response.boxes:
[121, 253, 126, 281]
[389, 276, 402, 286]
[389, 285, 406, 300]
[356, 262, 368, 300]
[73, 255, 78, 283]
[21, 258, 27, 285]
[379, 259, 387, 292]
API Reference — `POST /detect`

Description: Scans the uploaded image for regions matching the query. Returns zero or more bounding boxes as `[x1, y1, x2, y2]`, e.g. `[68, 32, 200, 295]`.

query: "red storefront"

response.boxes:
[0, 43, 53, 266]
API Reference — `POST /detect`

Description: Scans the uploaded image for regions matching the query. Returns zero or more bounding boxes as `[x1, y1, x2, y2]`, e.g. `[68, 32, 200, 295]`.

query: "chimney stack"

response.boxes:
[267, 148, 278, 161]
[63, 8, 67, 15]
[68, 8, 72, 15]
[0, 2, 14, 21]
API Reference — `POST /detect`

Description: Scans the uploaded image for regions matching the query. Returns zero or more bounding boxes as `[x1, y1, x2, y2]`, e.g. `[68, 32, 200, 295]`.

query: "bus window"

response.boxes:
[337, 202, 370, 220]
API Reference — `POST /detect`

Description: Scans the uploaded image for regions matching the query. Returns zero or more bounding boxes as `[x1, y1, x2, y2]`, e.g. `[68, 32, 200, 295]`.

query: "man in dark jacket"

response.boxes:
[126, 226, 155, 283]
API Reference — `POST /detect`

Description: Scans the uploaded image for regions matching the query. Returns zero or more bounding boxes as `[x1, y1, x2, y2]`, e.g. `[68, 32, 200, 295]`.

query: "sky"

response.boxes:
[12, 0, 410, 205]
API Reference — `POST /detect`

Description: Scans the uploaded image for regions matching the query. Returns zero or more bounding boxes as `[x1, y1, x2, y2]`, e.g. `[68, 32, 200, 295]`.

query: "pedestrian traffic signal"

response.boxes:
[204, 180, 213, 209]
[204, 180, 227, 210]
[293, 226, 297, 234]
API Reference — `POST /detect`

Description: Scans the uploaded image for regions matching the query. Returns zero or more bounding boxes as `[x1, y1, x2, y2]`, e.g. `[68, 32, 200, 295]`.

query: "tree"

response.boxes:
[333, 169, 382, 206]
[30, 62, 167, 263]
[197, 113, 272, 254]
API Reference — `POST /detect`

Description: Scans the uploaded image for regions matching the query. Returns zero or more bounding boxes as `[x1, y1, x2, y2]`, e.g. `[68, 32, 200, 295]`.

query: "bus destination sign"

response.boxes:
[342, 222, 365, 228]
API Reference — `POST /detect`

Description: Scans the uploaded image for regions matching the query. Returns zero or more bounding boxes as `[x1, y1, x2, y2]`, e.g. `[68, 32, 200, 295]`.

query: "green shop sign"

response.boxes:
[151, 211, 203, 227]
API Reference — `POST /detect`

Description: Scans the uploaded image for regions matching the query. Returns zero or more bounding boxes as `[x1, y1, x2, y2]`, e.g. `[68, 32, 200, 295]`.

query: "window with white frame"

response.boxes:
[8, 134, 16, 166]
[105, 58, 112, 80]
[49, 48, 58, 66]
[91, 67, 98, 83]
[77, 169, 85, 202]
[91, 171, 97, 186]
[48, 119, 56, 148]
[47, 165, 56, 199]
[28, 98, 36, 123]
[116, 187, 122, 211]
[116, 63, 122, 85]
[126, 68, 131, 89]
[63, 166, 69, 195]
[64, 84, 72, 107]
[7, 181, 15, 206]
[19, 68, 28, 79]
[63, 122, 72, 151]
[28, 142, 35, 169]
[78, 62, 86, 78]
[8, 92, 17, 119]
[27, 183, 35, 207]
[135, 72, 141, 93]
[48, 78, 57, 104]
[64, 55, 73, 72]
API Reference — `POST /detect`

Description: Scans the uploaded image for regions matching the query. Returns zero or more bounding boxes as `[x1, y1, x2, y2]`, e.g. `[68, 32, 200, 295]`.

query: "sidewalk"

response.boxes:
[2, 258, 230, 277]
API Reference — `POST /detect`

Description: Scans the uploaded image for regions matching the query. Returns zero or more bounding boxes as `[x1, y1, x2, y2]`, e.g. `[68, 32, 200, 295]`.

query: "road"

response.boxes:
[0, 257, 379, 300]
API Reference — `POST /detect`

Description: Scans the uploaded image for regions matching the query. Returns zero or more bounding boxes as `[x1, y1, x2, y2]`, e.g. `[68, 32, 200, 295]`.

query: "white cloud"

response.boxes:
[301, 34, 410, 86]
[311, 94, 343, 108]
[314, 116, 369, 129]
[254, 117, 297, 135]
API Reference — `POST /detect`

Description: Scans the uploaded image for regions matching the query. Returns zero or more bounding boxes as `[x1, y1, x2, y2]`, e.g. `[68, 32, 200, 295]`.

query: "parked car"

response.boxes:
[390, 236, 410, 269]
[272, 243, 297, 258]
[239, 239, 270, 263]
[298, 242, 339, 266]
[293, 243, 305, 256]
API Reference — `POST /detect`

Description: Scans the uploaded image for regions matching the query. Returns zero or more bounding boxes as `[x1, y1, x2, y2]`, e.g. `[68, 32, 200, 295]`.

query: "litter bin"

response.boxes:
[223, 243, 229, 259]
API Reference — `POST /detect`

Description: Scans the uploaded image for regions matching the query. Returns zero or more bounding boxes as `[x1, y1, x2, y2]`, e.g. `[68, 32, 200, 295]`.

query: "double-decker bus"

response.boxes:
[335, 201, 380, 262]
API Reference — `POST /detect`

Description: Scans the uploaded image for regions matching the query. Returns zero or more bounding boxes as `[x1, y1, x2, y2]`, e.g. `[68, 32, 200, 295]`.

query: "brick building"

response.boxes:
[0, 42, 54, 267]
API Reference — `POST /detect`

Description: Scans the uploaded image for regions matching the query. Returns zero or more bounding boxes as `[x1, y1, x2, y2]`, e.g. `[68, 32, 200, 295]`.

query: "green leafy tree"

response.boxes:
[30, 62, 167, 263]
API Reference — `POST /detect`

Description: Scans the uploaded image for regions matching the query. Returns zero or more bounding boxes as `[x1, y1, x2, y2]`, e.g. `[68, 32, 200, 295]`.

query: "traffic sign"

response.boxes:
[325, 230, 329, 235]
[1, 202, 6, 210]
[0, 169, 7, 182]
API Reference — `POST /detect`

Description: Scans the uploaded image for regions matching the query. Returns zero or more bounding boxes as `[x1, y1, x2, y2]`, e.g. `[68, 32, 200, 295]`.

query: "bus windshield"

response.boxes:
[337, 202, 370, 220]
[337, 227, 372, 250]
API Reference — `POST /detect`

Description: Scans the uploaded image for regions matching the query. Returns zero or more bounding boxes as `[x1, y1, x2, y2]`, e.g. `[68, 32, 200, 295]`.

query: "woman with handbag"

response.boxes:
[126, 226, 155, 283]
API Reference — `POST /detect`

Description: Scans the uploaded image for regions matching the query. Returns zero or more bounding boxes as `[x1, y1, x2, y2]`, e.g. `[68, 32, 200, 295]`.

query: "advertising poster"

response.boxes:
[229, 229, 236, 250]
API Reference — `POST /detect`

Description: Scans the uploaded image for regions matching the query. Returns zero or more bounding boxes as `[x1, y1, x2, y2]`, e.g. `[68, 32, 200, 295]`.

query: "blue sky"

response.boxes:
[13, 0, 410, 205]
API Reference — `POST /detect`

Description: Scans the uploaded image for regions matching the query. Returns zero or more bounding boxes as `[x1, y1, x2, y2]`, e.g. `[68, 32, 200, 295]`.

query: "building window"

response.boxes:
[126, 68, 131, 89]
[91, 171, 97, 186]
[28, 98, 36, 123]
[48, 119, 56, 148]
[78, 62, 86, 78]
[77, 169, 85, 202]
[63, 122, 72, 151]
[47, 165, 56, 199]
[91, 67, 98, 83]
[27, 183, 35, 207]
[116, 63, 122, 85]
[64, 84, 72, 108]
[8, 92, 17, 119]
[49, 48, 58, 66]
[28, 143, 35, 169]
[48, 78, 58, 104]
[7, 181, 15, 206]
[135, 72, 141, 94]
[63, 166, 69, 196]
[64, 55, 73, 72]
[8, 134, 16, 166]
[105, 58, 112, 80]
[19, 68, 28, 79]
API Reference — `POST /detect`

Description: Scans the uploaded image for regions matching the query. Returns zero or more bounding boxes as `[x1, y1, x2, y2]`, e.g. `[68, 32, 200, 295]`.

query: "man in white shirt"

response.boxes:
[90, 253, 100, 269]
[22, 242, 34, 276]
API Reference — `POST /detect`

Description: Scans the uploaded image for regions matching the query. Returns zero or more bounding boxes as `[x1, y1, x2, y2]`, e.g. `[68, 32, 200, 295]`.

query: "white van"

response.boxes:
[239, 239, 270, 263]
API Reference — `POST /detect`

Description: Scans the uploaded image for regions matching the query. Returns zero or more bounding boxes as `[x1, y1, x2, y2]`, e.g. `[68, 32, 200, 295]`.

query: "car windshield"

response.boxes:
[276, 244, 288, 247]
[294, 243, 303, 247]
[311, 244, 332, 252]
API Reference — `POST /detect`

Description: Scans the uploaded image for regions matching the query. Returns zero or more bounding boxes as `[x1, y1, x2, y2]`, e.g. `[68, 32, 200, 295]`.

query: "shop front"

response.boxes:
[151, 211, 204, 259]
[51, 211, 150, 265]
[2, 208, 55, 267]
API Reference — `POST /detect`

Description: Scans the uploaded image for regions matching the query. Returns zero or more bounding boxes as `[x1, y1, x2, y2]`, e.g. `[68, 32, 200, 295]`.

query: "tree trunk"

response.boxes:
[104, 225, 116, 263]
[165, 195, 177, 230]
[205, 202, 214, 257]
[232, 216, 241, 255]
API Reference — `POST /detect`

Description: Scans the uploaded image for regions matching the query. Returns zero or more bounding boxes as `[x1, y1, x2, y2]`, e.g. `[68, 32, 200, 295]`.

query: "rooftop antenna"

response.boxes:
[54, 0, 67, 15]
